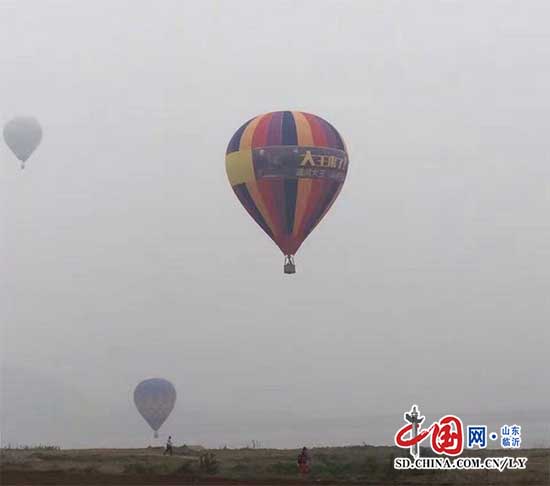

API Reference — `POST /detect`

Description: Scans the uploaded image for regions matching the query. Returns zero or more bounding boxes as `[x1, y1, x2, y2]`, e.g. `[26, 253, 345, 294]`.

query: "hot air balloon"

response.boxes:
[134, 378, 176, 438]
[226, 111, 349, 273]
[3, 117, 43, 169]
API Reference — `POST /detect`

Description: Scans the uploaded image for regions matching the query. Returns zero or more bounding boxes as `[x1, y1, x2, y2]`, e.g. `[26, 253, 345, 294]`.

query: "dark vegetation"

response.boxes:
[1, 444, 548, 484]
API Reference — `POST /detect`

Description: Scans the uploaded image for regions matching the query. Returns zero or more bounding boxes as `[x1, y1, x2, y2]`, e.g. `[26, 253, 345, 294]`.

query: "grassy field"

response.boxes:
[1, 444, 549, 485]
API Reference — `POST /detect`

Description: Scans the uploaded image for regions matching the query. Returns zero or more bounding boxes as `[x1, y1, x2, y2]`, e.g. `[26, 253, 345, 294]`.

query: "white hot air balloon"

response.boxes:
[3, 117, 43, 169]
[134, 378, 176, 438]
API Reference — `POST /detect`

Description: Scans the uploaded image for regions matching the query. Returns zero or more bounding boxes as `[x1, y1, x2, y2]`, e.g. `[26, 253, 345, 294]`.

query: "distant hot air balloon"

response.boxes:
[3, 117, 43, 169]
[226, 111, 349, 273]
[134, 378, 176, 438]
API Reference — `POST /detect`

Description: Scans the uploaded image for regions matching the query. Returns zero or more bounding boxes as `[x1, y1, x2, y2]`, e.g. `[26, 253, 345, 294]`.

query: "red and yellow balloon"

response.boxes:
[226, 111, 349, 273]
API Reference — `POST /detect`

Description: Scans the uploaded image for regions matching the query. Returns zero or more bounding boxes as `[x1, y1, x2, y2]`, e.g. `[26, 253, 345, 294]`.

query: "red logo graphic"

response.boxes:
[395, 406, 464, 457]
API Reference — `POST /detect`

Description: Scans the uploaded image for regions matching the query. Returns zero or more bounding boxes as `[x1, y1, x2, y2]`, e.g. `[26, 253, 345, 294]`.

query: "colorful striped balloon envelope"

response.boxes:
[226, 111, 349, 273]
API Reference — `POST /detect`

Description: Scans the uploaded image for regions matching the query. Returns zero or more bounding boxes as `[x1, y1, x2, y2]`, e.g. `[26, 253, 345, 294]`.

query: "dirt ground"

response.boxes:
[2, 445, 549, 485]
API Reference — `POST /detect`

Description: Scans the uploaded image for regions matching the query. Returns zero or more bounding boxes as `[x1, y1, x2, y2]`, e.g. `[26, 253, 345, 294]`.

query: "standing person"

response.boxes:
[163, 436, 173, 456]
[297, 447, 311, 474]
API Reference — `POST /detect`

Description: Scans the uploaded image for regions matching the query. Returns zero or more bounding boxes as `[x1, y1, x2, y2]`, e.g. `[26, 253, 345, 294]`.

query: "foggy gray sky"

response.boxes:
[1, 0, 549, 449]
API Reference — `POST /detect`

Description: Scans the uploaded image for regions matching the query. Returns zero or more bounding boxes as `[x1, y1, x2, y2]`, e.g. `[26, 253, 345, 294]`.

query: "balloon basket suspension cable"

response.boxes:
[284, 255, 296, 274]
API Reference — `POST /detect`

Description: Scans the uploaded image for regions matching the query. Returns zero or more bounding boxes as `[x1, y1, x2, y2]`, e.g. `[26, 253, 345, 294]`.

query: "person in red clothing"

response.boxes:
[297, 447, 311, 474]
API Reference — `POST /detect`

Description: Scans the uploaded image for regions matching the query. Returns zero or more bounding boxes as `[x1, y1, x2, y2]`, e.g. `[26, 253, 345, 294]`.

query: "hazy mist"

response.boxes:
[1, 0, 549, 449]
